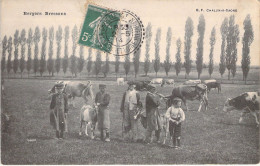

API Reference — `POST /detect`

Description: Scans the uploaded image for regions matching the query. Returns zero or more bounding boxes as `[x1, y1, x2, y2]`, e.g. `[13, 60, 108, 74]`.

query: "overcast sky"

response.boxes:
[1, 0, 259, 66]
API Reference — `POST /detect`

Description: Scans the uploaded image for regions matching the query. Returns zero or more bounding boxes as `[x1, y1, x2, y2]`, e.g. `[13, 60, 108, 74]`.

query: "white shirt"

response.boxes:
[165, 106, 185, 122]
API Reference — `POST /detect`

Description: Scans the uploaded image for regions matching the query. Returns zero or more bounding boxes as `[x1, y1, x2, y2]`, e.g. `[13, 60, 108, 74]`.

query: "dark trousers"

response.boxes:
[169, 121, 181, 147]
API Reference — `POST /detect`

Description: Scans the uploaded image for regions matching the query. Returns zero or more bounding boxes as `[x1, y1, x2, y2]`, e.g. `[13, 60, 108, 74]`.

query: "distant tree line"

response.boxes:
[1, 14, 254, 83]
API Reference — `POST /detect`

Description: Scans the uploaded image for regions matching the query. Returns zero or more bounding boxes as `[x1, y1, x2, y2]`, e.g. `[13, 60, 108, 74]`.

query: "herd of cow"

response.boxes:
[46, 78, 259, 140]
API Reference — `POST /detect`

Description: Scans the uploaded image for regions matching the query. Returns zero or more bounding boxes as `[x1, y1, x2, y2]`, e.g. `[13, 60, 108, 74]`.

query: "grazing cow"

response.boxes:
[49, 81, 94, 107]
[150, 78, 165, 87]
[79, 105, 98, 138]
[183, 79, 201, 85]
[204, 80, 221, 93]
[164, 79, 175, 85]
[127, 80, 153, 91]
[169, 84, 208, 112]
[223, 92, 259, 127]
[117, 78, 125, 85]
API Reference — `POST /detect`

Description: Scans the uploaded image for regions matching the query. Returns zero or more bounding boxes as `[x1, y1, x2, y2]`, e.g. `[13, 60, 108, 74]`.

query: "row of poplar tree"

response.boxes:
[1, 14, 254, 83]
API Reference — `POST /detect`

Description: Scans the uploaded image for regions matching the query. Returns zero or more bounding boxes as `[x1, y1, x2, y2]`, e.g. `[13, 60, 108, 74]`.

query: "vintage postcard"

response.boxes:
[1, 0, 259, 164]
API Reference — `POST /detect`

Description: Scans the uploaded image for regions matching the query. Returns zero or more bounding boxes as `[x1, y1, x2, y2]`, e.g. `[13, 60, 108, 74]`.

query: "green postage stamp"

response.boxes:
[79, 4, 144, 56]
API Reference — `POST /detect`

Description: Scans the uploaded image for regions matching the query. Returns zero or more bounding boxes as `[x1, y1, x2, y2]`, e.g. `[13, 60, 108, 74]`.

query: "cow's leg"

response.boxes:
[251, 111, 259, 127]
[198, 100, 203, 112]
[239, 111, 247, 124]
[90, 122, 95, 139]
[85, 122, 89, 136]
[79, 121, 83, 136]
[182, 99, 188, 111]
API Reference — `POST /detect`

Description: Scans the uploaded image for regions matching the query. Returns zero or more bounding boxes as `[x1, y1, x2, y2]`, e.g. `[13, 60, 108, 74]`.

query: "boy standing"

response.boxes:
[95, 84, 111, 142]
[165, 98, 185, 149]
[50, 82, 69, 139]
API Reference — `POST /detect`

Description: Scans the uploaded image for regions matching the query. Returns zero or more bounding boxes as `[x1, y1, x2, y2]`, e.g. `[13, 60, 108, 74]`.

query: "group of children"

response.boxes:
[49, 81, 185, 149]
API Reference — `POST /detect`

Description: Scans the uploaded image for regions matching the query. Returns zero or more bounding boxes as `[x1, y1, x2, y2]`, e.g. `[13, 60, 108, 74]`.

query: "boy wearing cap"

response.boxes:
[95, 84, 111, 142]
[165, 98, 185, 149]
[50, 82, 69, 139]
[120, 84, 141, 142]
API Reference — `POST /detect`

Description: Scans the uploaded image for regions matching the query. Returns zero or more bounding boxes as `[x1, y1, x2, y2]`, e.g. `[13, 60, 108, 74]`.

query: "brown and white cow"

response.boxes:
[223, 92, 259, 127]
[49, 81, 94, 107]
[169, 84, 208, 112]
[203, 80, 221, 93]
[79, 105, 98, 139]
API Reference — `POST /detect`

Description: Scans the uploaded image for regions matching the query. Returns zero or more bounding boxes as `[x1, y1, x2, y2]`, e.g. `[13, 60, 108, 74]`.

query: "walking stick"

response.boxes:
[122, 111, 124, 138]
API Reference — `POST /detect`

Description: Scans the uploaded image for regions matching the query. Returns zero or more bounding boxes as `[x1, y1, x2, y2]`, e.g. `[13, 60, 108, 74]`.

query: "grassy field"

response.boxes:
[1, 79, 259, 164]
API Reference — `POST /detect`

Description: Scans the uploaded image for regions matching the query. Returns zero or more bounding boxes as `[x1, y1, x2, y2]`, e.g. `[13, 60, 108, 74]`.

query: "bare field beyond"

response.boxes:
[1, 79, 259, 164]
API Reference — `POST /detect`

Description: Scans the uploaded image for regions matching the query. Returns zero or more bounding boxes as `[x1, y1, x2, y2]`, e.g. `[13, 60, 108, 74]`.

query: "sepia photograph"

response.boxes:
[1, 0, 259, 164]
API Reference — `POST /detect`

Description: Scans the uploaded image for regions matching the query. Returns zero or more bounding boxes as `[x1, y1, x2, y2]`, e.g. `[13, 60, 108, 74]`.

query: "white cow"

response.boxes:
[117, 78, 125, 85]
[183, 79, 201, 85]
[203, 79, 216, 84]
[165, 79, 175, 85]
[79, 105, 98, 139]
[150, 78, 165, 87]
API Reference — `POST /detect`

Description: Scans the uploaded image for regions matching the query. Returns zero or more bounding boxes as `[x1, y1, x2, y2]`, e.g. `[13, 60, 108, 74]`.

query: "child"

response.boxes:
[50, 82, 69, 139]
[165, 98, 185, 149]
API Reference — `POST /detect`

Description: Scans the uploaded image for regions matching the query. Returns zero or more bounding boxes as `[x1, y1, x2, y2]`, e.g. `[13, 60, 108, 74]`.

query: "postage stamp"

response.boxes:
[79, 4, 144, 56]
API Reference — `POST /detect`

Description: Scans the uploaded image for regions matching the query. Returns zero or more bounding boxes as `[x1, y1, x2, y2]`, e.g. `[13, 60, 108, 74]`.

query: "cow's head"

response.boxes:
[223, 98, 235, 112]
[82, 81, 94, 102]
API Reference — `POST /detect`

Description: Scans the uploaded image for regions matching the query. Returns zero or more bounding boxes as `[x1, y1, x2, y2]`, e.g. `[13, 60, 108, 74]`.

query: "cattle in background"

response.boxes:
[79, 105, 98, 138]
[169, 84, 208, 112]
[150, 78, 165, 87]
[204, 80, 221, 93]
[48, 81, 94, 107]
[223, 92, 259, 127]
[164, 79, 175, 85]
[183, 79, 201, 85]
[127, 80, 153, 91]
[117, 78, 125, 85]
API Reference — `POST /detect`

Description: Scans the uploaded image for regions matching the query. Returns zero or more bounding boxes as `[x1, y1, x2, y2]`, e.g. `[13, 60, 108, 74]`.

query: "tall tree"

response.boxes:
[7, 37, 13, 77]
[144, 23, 152, 76]
[154, 28, 161, 77]
[175, 38, 182, 77]
[56, 26, 62, 74]
[47, 26, 54, 76]
[164, 27, 172, 77]
[241, 15, 254, 84]
[33, 26, 41, 76]
[196, 15, 205, 79]
[40, 28, 47, 76]
[208, 27, 216, 78]
[1, 36, 8, 74]
[62, 26, 69, 75]
[184, 17, 194, 78]
[78, 45, 85, 75]
[219, 18, 228, 81]
[115, 55, 120, 78]
[226, 15, 239, 80]
[102, 53, 110, 77]
[124, 54, 130, 80]
[133, 49, 141, 78]
[87, 48, 92, 76]
[26, 28, 33, 77]
[13, 30, 20, 76]
[19, 29, 26, 77]
[70, 25, 78, 76]
[94, 50, 102, 78]
[124, 40, 131, 80]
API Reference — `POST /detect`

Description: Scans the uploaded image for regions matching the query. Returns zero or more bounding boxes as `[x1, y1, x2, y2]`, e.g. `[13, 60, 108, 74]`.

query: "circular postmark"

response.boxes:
[97, 10, 145, 56]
